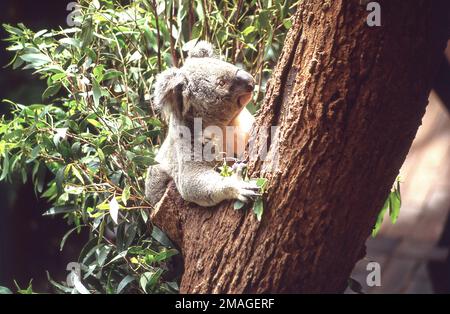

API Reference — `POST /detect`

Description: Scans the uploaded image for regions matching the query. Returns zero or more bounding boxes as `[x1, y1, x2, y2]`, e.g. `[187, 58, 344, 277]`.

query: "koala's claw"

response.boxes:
[236, 180, 261, 203]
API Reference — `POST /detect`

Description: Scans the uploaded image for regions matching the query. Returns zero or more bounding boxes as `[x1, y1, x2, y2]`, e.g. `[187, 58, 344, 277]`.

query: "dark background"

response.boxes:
[0, 0, 87, 292]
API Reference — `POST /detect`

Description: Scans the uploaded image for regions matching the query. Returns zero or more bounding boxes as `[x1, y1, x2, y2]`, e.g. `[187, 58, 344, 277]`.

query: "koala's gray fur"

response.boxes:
[145, 41, 258, 207]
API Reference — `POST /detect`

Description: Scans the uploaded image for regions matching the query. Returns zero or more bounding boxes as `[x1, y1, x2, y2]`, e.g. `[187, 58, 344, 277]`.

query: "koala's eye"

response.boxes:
[217, 79, 226, 87]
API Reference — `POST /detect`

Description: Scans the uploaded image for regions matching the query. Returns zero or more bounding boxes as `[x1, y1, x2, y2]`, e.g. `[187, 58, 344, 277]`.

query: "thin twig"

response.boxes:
[151, 0, 162, 72]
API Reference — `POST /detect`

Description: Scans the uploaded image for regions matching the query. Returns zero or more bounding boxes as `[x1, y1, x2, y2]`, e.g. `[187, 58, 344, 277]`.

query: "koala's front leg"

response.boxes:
[177, 163, 260, 207]
[145, 164, 171, 206]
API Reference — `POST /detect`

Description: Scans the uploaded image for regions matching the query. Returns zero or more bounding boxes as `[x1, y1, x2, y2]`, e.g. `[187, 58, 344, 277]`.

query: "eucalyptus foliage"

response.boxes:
[372, 177, 402, 238]
[1, 0, 299, 294]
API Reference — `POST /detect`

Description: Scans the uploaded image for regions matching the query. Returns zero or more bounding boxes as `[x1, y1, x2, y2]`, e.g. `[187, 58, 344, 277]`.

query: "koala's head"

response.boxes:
[153, 41, 255, 127]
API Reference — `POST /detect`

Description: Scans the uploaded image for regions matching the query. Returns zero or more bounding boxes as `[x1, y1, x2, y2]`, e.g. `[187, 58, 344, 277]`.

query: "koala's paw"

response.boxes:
[234, 179, 261, 203]
[231, 161, 248, 179]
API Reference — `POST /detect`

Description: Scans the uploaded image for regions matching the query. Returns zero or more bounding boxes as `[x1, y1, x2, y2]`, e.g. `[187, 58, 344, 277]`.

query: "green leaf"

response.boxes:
[372, 198, 389, 238]
[105, 251, 127, 265]
[80, 19, 94, 49]
[93, 65, 105, 82]
[242, 26, 256, 36]
[97, 148, 105, 162]
[29, 146, 41, 163]
[148, 269, 163, 289]
[140, 272, 151, 293]
[86, 118, 102, 129]
[109, 197, 120, 224]
[71, 142, 82, 158]
[219, 161, 232, 177]
[81, 243, 104, 265]
[96, 245, 112, 267]
[35, 162, 46, 193]
[71, 166, 85, 184]
[58, 140, 72, 160]
[140, 209, 149, 223]
[0, 153, 10, 181]
[373, 177, 402, 237]
[256, 178, 268, 193]
[151, 226, 175, 248]
[15, 279, 34, 294]
[59, 37, 80, 48]
[92, 0, 100, 9]
[253, 198, 264, 222]
[55, 165, 66, 195]
[46, 272, 73, 293]
[0, 286, 13, 294]
[118, 223, 137, 253]
[60, 226, 83, 251]
[132, 156, 153, 167]
[116, 275, 135, 294]
[258, 10, 271, 31]
[389, 191, 401, 224]
[43, 205, 78, 216]
[283, 18, 292, 29]
[92, 80, 102, 107]
[103, 70, 123, 80]
[51, 72, 67, 82]
[3, 24, 24, 36]
[129, 51, 142, 63]
[19, 53, 51, 66]
[140, 270, 163, 293]
[121, 185, 131, 206]
[153, 249, 178, 263]
[34, 29, 48, 39]
[42, 83, 62, 101]
[234, 200, 245, 210]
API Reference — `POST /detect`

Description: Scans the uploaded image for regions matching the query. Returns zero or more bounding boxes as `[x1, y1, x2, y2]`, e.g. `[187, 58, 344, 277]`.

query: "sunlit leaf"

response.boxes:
[43, 205, 78, 216]
[42, 83, 62, 101]
[109, 197, 120, 225]
[122, 185, 131, 205]
[253, 198, 264, 222]
[20, 53, 51, 66]
[0, 286, 13, 294]
[117, 275, 135, 294]
[92, 80, 102, 107]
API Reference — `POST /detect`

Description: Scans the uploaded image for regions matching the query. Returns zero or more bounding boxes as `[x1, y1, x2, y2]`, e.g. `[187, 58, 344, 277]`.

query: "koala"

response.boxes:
[145, 41, 259, 207]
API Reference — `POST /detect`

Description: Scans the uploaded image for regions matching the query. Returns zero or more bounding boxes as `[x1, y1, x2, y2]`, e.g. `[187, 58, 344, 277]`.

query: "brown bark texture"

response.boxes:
[151, 0, 449, 293]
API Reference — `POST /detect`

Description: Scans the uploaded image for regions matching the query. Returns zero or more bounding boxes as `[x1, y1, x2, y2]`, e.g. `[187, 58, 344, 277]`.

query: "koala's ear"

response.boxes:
[188, 40, 214, 58]
[153, 68, 187, 120]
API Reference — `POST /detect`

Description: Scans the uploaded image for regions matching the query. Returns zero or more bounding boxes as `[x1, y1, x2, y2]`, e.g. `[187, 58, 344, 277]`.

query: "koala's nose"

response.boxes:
[236, 70, 255, 92]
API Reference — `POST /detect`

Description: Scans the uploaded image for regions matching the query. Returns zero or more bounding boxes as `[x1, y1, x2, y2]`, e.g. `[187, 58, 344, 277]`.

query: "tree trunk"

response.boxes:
[151, 0, 449, 293]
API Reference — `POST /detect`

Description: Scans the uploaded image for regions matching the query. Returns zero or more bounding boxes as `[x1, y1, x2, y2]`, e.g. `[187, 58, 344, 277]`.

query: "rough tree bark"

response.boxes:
[151, 0, 449, 293]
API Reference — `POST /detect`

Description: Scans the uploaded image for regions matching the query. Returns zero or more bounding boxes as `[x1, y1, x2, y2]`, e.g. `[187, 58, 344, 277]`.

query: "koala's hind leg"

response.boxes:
[145, 165, 171, 206]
